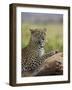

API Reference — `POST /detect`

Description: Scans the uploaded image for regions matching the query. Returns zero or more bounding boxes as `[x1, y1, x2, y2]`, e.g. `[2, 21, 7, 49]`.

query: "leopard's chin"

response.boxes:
[40, 44, 45, 48]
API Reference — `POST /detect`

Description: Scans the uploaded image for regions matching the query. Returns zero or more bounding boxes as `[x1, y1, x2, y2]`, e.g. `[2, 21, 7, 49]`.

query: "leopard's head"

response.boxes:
[30, 28, 47, 49]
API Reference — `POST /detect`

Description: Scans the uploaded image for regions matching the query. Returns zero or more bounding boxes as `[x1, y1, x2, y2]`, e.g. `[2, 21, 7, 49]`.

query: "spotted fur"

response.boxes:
[22, 28, 56, 76]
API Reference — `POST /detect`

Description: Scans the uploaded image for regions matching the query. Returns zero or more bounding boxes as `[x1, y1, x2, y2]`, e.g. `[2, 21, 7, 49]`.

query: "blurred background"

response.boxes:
[21, 12, 63, 53]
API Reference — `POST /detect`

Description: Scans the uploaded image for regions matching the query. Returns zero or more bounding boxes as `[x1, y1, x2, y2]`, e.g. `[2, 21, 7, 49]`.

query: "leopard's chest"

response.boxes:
[37, 48, 45, 57]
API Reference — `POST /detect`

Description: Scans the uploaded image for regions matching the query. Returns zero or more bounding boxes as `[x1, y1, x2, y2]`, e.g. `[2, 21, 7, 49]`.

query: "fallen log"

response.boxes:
[32, 52, 63, 76]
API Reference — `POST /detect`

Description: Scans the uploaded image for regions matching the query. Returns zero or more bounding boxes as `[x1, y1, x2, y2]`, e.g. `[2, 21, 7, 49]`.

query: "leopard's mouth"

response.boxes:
[40, 45, 44, 48]
[40, 44, 45, 48]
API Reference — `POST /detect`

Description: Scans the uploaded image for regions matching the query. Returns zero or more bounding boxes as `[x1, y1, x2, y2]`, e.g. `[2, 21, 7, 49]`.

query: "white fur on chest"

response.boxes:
[38, 48, 45, 57]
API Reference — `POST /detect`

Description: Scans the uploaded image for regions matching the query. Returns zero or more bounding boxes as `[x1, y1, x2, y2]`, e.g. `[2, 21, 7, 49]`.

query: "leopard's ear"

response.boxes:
[43, 28, 47, 32]
[30, 28, 35, 34]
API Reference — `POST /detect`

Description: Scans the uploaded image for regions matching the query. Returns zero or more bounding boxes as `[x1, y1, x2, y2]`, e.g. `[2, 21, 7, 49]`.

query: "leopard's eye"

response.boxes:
[42, 37, 44, 40]
[41, 35, 45, 40]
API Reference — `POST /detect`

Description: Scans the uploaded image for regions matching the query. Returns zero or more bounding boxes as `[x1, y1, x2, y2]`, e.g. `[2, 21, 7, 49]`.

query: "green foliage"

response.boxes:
[21, 23, 63, 53]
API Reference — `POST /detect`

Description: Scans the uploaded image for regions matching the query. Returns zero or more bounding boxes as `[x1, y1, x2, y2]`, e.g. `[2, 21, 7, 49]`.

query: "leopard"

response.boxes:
[21, 28, 58, 77]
